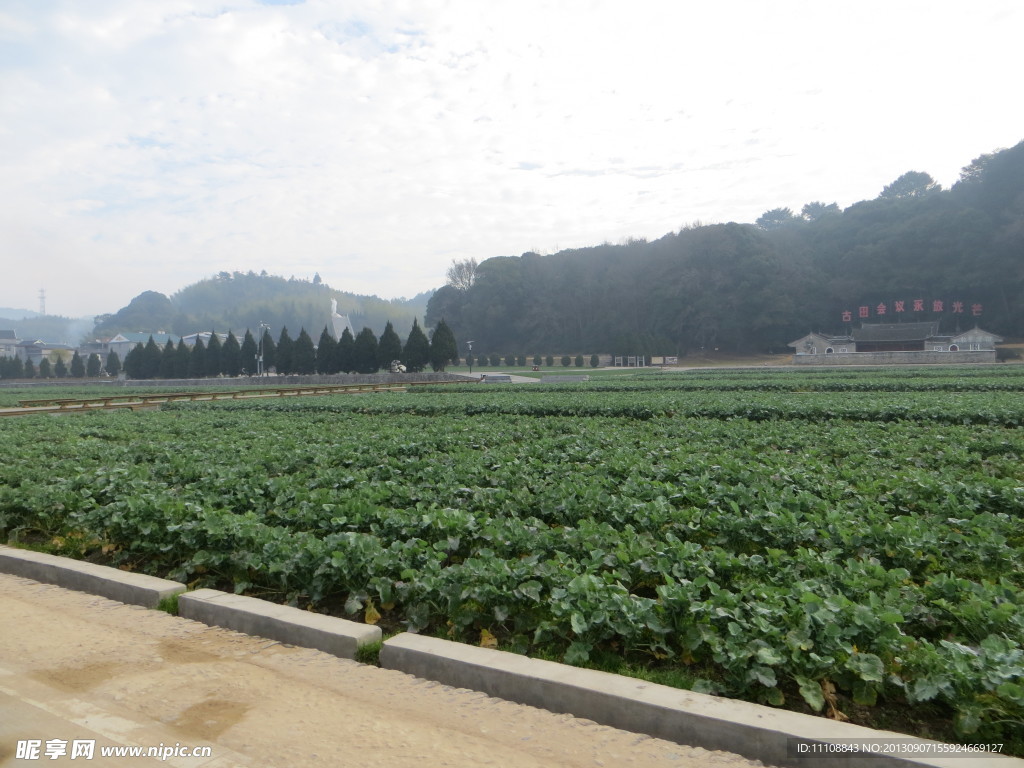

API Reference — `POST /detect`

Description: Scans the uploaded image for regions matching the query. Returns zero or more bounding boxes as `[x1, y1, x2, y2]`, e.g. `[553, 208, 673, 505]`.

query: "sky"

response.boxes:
[1, 0, 1022, 319]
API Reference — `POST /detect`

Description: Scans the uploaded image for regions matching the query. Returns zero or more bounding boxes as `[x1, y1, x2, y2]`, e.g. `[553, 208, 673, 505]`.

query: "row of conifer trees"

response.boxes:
[116, 318, 457, 379]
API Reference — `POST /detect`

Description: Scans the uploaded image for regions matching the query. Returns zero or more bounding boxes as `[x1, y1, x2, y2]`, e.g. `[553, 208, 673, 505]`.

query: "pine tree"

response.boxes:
[142, 337, 162, 379]
[335, 327, 355, 373]
[240, 329, 258, 376]
[188, 337, 206, 378]
[124, 344, 144, 378]
[105, 351, 121, 377]
[316, 326, 338, 374]
[86, 353, 102, 378]
[293, 327, 316, 374]
[54, 356, 68, 378]
[205, 332, 223, 377]
[402, 318, 430, 373]
[70, 351, 85, 378]
[174, 339, 191, 378]
[429, 319, 458, 372]
[38, 358, 52, 378]
[353, 327, 379, 373]
[23, 358, 35, 379]
[377, 321, 403, 371]
[159, 339, 176, 378]
[276, 327, 294, 374]
[222, 331, 241, 377]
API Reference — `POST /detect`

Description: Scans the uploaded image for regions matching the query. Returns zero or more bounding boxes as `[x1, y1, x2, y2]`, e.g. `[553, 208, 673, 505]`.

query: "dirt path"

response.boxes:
[0, 574, 771, 768]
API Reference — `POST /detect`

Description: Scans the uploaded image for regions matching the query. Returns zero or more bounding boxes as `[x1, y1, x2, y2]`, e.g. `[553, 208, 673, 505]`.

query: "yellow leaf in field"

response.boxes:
[382, 602, 395, 611]
[364, 600, 381, 625]
[821, 679, 849, 722]
[479, 628, 498, 649]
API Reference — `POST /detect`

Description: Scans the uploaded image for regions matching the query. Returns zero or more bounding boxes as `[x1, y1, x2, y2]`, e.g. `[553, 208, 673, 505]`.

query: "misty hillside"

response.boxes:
[427, 141, 1024, 356]
[0, 313, 95, 345]
[92, 272, 433, 341]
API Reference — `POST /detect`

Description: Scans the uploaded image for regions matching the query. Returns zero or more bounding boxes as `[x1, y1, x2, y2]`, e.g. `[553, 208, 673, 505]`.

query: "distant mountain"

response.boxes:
[92, 272, 434, 340]
[0, 307, 39, 321]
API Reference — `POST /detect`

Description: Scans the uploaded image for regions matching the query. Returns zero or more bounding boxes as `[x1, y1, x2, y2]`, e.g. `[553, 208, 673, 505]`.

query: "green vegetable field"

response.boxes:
[2, 366, 1023, 749]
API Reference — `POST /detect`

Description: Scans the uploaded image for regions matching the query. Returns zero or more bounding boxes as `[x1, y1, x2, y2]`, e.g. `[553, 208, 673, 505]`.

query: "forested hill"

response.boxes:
[92, 272, 432, 340]
[427, 141, 1024, 356]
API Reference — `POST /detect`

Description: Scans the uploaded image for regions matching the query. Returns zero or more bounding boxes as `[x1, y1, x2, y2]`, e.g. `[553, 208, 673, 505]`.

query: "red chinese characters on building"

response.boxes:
[932, 300, 944, 312]
[894, 300, 905, 313]
[841, 310, 852, 322]
[859, 306, 870, 318]
[952, 301, 964, 313]
[913, 299, 924, 312]
[876, 303, 887, 315]
[972, 303, 983, 316]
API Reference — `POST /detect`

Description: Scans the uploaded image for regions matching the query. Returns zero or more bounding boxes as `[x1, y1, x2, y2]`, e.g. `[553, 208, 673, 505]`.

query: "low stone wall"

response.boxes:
[1, 372, 473, 389]
[792, 350, 997, 365]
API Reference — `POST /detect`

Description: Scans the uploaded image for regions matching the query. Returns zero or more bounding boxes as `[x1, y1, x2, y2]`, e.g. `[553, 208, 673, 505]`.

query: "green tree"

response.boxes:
[23, 358, 35, 378]
[755, 207, 797, 230]
[801, 201, 841, 222]
[545, 355, 554, 366]
[879, 171, 940, 199]
[105, 351, 121, 377]
[533, 354, 542, 366]
[276, 327, 293, 375]
[429, 319, 458, 372]
[159, 339, 177, 379]
[205, 332, 223, 377]
[316, 326, 338, 374]
[174, 340, 191, 378]
[222, 331, 241, 377]
[293, 327, 316, 374]
[38, 358, 52, 378]
[574, 354, 584, 367]
[402, 318, 430, 373]
[86, 353, 101, 377]
[377, 321, 403, 371]
[142, 336, 162, 379]
[124, 344, 144, 378]
[54, 355, 68, 378]
[590, 353, 599, 368]
[561, 355, 571, 367]
[335, 327, 355, 373]
[353, 327, 379, 373]
[240, 329, 258, 376]
[188, 337, 206, 378]
[489, 353, 500, 367]
[260, 328, 276, 374]
[70, 351, 85, 378]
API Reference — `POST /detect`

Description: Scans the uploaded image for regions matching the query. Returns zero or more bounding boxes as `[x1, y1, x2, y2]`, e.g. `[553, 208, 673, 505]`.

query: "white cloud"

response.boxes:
[1, 0, 1022, 317]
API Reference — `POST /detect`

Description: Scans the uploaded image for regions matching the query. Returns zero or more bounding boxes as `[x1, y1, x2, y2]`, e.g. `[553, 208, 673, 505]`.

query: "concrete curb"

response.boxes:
[4, 547, 1020, 767]
[380, 633, 1022, 768]
[178, 588, 381, 660]
[0, 545, 185, 608]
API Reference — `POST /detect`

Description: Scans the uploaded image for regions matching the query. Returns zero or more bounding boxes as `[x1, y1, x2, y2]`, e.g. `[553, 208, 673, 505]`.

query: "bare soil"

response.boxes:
[0, 574, 772, 768]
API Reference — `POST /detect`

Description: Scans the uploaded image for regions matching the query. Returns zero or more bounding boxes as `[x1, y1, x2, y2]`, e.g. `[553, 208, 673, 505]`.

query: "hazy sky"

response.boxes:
[2, 0, 1021, 318]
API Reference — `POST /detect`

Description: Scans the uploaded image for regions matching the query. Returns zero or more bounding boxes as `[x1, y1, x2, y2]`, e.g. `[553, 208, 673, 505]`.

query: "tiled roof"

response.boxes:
[851, 322, 941, 343]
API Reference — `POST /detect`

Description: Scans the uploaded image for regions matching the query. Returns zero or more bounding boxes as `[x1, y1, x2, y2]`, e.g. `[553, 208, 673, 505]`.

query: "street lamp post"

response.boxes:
[257, 322, 269, 376]
[466, 340, 474, 376]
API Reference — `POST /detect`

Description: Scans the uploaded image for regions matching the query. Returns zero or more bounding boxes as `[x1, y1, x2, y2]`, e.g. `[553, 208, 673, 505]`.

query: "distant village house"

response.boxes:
[789, 321, 1002, 365]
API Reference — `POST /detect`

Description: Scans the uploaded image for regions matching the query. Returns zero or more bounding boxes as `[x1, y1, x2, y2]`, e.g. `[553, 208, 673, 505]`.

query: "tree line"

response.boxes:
[427, 141, 1024, 355]
[0, 319, 459, 382]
